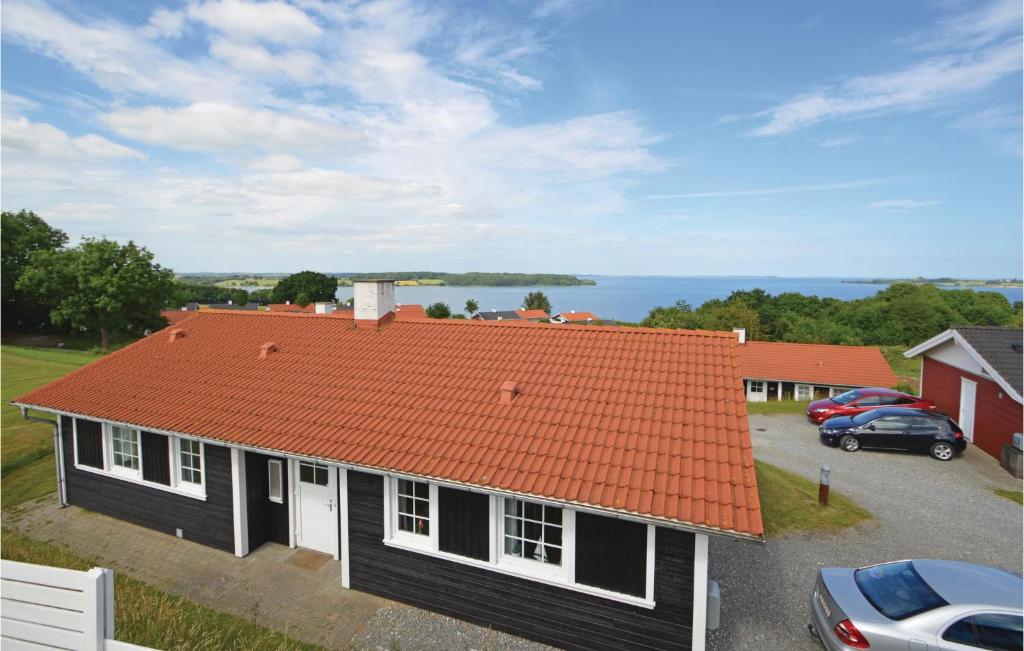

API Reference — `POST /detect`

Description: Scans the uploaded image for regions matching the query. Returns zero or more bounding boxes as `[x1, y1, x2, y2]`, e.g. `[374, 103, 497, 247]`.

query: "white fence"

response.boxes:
[0, 559, 150, 650]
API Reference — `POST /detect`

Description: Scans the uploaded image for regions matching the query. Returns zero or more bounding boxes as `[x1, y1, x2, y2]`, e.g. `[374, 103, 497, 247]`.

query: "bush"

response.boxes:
[425, 302, 452, 319]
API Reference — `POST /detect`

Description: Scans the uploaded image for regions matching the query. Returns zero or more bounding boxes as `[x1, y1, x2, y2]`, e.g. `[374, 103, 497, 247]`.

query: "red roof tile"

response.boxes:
[515, 309, 550, 320]
[14, 313, 762, 538]
[737, 340, 897, 387]
[268, 303, 315, 313]
[555, 311, 598, 322]
[161, 310, 196, 326]
[395, 304, 427, 320]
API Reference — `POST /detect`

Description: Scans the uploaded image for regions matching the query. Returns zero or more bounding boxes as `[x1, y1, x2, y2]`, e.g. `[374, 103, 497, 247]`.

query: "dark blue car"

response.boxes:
[819, 407, 967, 460]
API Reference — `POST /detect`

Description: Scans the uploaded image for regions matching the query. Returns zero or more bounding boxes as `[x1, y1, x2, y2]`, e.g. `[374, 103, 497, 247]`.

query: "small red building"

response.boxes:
[905, 326, 1023, 459]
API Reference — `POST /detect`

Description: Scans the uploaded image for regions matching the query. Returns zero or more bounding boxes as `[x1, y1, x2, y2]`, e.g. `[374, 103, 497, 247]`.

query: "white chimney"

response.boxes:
[315, 302, 335, 315]
[733, 328, 746, 345]
[353, 279, 396, 328]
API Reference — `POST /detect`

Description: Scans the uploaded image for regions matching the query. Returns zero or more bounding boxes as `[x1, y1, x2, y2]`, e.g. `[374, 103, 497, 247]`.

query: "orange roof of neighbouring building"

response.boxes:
[268, 303, 316, 313]
[161, 310, 196, 326]
[556, 311, 598, 322]
[14, 313, 762, 538]
[395, 304, 428, 320]
[737, 340, 897, 388]
[515, 309, 550, 320]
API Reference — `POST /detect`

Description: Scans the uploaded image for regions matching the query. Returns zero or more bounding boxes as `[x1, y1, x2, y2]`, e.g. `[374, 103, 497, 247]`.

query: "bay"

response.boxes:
[323, 276, 1023, 324]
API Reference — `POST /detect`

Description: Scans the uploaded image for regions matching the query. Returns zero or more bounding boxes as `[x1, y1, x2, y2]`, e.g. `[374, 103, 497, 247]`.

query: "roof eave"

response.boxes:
[904, 329, 1023, 403]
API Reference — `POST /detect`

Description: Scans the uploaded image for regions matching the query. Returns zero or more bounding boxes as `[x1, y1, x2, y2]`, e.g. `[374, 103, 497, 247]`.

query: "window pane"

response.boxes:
[855, 562, 947, 620]
[544, 545, 561, 565]
[398, 479, 413, 496]
[299, 463, 314, 483]
[398, 514, 414, 533]
[416, 518, 429, 536]
[314, 466, 328, 485]
[545, 525, 562, 546]
[545, 506, 562, 526]
[415, 482, 429, 499]
[505, 497, 520, 517]
[504, 536, 521, 556]
[524, 520, 542, 542]
[414, 498, 429, 518]
[524, 501, 543, 521]
[504, 516, 520, 536]
[268, 462, 282, 501]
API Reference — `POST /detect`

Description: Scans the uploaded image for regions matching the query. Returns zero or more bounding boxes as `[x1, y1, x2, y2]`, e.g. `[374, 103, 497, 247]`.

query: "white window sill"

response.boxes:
[74, 464, 207, 501]
[382, 538, 655, 609]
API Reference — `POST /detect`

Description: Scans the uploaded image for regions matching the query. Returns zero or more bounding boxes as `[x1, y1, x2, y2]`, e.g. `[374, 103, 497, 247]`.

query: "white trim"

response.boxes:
[230, 448, 248, 557]
[332, 467, 341, 561]
[56, 416, 67, 505]
[905, 328, 1023, 403]
[339, 468, 350, 588]
[15, 405, 762, 542]
[645, 525, 656, 603]
[692, 533, 709, 651]
[72, 464, 208, 501]
[287, 458, 296, 548]
[267, 459, 283, 503]
[959, 377, 978, 442]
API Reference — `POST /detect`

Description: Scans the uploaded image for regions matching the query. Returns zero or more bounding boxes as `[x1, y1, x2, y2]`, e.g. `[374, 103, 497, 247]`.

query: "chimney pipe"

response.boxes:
[733, 328, 746, 345]
[353, 279, 396, 329]
[500, 380, 520, 405]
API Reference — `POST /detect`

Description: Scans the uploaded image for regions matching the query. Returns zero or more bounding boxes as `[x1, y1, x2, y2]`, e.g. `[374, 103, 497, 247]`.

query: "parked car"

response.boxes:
[819, 408, 966, 460]
[807, 387, 936, 424]
[809, 559, 1022, 651]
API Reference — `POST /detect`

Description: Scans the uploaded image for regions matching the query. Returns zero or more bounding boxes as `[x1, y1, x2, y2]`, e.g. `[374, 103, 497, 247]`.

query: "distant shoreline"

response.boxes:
[177, 272, 598, 289]
[843, 278, 1023, 289]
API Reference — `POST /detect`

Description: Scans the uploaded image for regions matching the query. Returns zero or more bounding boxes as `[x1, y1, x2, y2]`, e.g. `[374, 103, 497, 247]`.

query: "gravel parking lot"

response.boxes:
[707, 414, 1023, 651]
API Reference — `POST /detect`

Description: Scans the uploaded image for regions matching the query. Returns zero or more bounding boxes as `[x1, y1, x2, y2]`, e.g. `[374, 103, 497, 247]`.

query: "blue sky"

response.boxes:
[2, 0, 1021, 276]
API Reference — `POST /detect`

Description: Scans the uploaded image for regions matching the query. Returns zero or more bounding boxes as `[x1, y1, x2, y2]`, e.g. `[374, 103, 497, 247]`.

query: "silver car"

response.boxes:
[810, 559, 1022, 650]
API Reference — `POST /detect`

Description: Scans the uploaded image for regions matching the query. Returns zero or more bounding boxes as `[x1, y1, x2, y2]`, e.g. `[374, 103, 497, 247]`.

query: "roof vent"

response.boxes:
[732, 328, 746, 345]
[168, 328, 185, 343]
[500, 380, 520, 405]
[259, 342, 278, 359]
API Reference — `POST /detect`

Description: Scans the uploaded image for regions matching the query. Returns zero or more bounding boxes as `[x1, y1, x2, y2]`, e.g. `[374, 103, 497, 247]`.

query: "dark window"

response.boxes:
[140, 431, 170, 485]
[943, 613, 1023, 651]
[855, 396, 882, 407]
[855, 561, 948, 620]
[880, 396, 914, 405]
[438, 486, 489, 561]
[871, 416, 909, 431]
[75, 418, 104, 469]
[575, 512, 648, 598]
[910, 416, 941, 431]
[299, 462, 328, 485]
[831, 390, 861, 405]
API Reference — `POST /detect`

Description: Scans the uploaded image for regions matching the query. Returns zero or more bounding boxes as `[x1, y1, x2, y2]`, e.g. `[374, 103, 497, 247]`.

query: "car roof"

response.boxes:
[857, 387, 909, 396]
[863, 407, 943, 418]
[913, 560, 1023, 609]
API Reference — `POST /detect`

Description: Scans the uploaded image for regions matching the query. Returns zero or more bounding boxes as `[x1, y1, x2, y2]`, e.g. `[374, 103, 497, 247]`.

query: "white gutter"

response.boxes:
[20, 407, 67, 507]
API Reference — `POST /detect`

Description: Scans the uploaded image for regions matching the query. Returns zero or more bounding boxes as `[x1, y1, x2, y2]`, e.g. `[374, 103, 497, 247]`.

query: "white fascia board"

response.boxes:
[903, 329, 1023, 403]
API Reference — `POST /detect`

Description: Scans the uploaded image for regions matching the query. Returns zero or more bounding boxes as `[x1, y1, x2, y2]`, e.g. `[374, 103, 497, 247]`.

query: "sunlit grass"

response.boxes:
[756, 461, 872, 537]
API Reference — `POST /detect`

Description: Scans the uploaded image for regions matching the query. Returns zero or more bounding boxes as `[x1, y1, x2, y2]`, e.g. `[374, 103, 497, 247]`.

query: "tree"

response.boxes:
[1, 210, 68, 331]
[270, 271, 337, 305]
[642, 300, 700, 329]
[426, 302, 452, 319]
[18, 238, 175, 349]
[522, 291, 551, 314]
[464, 298, 479, 315]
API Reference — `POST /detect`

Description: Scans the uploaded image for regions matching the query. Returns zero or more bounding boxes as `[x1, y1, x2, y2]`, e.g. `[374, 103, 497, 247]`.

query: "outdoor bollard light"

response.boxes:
[819, 464, 831, 507]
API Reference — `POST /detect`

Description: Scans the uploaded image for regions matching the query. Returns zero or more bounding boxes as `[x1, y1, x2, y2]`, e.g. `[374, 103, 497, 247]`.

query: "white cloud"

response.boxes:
[209, 38, 322, 81]
[2, 116, 144, 160]
[253, 168, 440, 201]
[104, 102, 364, 154]
[819, 135, 860, 148]
[188, 0, 322, 45]
[751, 39, 1021, 136]
[143, 7, 186, 39]
[46, 202, 120, 221]
[644, 178, 892, 200]
[867, 199, 940, 211]
[247, 154, 305, 172]
[909, 0, 1022, 52]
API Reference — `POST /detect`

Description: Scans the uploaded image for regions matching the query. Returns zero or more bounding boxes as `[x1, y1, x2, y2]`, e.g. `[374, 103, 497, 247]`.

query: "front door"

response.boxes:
[747, 380, 767, 402]
[958, 378, 977, 442]
[294, 461, 337, 555]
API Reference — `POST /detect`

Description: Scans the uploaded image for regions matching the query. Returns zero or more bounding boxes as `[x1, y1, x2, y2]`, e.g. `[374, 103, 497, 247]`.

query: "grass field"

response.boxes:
[746, 400, 809, 416]
[881, 345, 921, 392]
[756, 461, 872, 537]
[394, 278, 445, 286]
[214, 277, 279, 288]
[2, 345, 103, 508]
[993, 489, 1024, 505]
[1, 529, 318, 650]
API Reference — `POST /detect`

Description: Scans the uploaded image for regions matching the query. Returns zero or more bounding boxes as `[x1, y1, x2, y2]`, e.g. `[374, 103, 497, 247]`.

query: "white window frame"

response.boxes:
[268, 459, 284, 503]
[381, 474, 655, 608]
[749, 380, 765, 393]
[795, 384, 813, 401]
[72, 421, 207, 500]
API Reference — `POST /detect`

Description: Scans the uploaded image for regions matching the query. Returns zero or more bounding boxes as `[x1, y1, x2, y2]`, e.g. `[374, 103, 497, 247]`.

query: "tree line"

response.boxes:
[640, 284, 1022, 346]
[347, 271, 596, 286]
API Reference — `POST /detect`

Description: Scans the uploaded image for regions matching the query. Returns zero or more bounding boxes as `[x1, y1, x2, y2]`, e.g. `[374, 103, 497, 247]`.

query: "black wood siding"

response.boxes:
[61, 416, 235, 552]
[347, 471, 695, 651]
[74, 418, 104, 469]
[245, 452, 290, 549]
[438, 486, 489, 561]
[575, 511, 648, 597]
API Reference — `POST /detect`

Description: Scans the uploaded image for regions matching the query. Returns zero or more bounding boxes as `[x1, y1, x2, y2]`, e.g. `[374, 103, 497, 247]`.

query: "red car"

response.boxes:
[806, 387, 935, 424]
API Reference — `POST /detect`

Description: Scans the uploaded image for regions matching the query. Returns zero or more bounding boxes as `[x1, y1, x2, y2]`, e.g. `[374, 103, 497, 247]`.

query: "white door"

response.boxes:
[746, 380, 767, 402]
[958, 378, 977, 442]
[294, 461, 338, 555]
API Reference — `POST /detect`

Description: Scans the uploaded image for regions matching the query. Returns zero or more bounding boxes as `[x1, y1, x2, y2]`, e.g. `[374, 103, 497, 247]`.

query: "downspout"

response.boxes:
[21, 407, 67, 507]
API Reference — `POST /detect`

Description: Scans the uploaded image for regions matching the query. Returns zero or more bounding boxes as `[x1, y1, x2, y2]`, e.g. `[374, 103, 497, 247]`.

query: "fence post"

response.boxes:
[85, 568, 106, 651]
[818, 464, 831, 507]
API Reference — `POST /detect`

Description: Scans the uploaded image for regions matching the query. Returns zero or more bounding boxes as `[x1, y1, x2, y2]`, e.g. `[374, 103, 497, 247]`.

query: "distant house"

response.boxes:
[268, 303, 315, 313]
[14, 279, 763, 651]
[904, 326, 1023, 459]
[732, 329, 897, 402]
[550, 311, 598, 324]
[472, 309, 523, 321]
[160, 309, 195, 326]
[515, 309, 550, 321]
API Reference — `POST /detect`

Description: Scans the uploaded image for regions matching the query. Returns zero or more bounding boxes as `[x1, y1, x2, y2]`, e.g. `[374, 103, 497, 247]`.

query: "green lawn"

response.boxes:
[756, 461, 872, 537]
[746, 400, 808, 415]
[993, 489, 1024, 505]
[2, 345, 104, 508]
[214, 277, 279, 288]
[881, 345, 921, 392]
[1, 529, 319, 650]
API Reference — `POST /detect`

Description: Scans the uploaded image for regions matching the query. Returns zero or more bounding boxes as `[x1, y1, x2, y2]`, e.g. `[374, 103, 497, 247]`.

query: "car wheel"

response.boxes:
[930, 442, 955, 461]
[840, 435, 860, 452]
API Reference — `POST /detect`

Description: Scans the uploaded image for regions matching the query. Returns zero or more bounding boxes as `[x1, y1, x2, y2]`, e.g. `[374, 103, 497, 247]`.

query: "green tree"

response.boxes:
[426, 302, 452, 319]
[641, 300, 700, 329]
[18, 238, 175, 349]
[1, 210, 68, 331]
[522, 291, 552, 314]
[270, 271, 337, 305]
[464, 298, 479, 315]
[695, 302, 761, 337]
[248, 289, 273, 304]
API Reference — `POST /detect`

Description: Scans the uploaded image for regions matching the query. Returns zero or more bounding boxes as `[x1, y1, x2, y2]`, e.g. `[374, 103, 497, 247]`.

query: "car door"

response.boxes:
[937, 611, 1023, 651]
[860, 415, 912, 449]
[909, 416, 943, 452]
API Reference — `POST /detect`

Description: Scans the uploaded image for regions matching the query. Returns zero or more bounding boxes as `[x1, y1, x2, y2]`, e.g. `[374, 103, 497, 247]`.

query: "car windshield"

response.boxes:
[851, 411, 879, 426]
[855, 561, 948, 620]
[831, 390, 861, 405]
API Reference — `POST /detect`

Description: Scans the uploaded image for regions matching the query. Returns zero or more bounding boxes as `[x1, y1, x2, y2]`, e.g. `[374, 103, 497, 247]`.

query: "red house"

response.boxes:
[904, 326, 1023, 459]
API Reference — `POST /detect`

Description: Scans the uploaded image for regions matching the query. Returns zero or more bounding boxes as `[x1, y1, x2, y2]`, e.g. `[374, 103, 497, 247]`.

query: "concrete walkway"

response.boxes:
[4, 498, 547, 650]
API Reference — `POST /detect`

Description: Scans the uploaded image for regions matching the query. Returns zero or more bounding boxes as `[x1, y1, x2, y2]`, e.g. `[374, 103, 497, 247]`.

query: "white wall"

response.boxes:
[927, 339, 986, 376]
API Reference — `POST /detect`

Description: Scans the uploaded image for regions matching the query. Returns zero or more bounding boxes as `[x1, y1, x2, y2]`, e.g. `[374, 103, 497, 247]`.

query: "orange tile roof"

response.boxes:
[268, 303, 315, 313]
[395, 304, 427, 320]
[737, 340, 897, 387]
[515, 309, 550, 319]
[161, 310, 196, 326]
[14, 313, 762, 538]
[556, 311, 598, 322]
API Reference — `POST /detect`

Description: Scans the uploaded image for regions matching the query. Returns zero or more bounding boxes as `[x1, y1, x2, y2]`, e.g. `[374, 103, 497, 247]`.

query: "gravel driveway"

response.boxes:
[707, 414, 1023, 651]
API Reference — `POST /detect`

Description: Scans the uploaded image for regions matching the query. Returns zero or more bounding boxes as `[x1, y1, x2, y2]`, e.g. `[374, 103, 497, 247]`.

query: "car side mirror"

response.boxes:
[866, 424, 876, 431]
